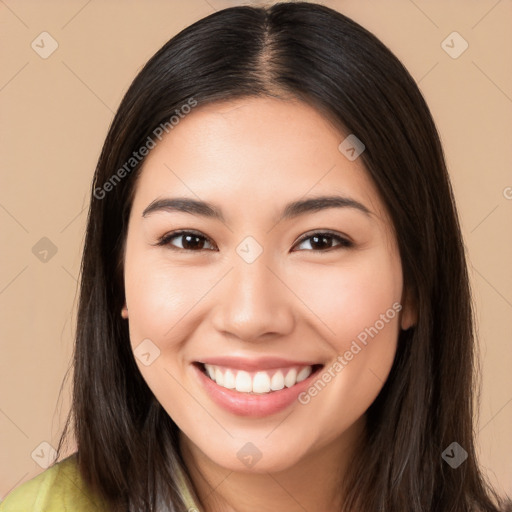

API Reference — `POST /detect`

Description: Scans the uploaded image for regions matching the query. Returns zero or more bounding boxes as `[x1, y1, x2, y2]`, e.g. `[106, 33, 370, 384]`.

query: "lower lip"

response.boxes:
[192, 363, 322, 417]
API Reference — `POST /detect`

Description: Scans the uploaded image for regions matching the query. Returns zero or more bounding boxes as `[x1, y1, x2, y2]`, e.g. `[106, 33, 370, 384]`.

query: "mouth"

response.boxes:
[192, 360, 324, 417]
[194, 362, 324, 394]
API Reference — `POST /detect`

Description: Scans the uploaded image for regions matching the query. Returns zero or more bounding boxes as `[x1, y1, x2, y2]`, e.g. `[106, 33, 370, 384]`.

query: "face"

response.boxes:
[123, 97, 415, 474]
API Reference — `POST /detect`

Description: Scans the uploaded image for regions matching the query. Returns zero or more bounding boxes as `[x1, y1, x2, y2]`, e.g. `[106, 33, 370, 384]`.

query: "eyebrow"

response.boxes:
[142, 195, 373, 223]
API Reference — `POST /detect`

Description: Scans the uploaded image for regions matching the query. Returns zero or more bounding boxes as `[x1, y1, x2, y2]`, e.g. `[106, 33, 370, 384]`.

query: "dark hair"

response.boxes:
[56, 2, 510, 511]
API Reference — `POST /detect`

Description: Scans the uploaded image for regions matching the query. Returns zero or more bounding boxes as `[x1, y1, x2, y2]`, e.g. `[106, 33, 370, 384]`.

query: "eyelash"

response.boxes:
[155, 229, 353, 253]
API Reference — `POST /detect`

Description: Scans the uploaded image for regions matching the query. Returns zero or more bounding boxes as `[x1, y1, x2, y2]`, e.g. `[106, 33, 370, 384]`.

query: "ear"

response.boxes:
[121, 303, 129, 319]
[400, 287, 417, 330]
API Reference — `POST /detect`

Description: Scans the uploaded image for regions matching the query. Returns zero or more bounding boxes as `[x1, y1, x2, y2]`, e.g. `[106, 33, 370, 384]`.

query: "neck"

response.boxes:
[179, 417, 365, 512]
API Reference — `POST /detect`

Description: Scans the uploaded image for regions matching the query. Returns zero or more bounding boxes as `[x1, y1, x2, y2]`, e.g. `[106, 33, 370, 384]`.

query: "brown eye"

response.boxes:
[157, 230, 216, 251]
[156, 230, 352, 253]
[293, 232, 353, 252]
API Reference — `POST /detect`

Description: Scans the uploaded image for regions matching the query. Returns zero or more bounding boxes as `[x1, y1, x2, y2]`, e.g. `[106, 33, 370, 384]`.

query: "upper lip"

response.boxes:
[196, 356, 322, 371]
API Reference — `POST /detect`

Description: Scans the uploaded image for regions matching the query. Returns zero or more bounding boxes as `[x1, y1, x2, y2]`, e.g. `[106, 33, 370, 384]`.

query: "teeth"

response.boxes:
[235, 371, 252, 392]
[223, 369, 236, 389]
[296, 366, 312, 382]
[270, 371, 285, 391]
[205, 364, 215, 380]
[284, 368, 297, 388]
[202, 364, 315, 394]
[215, 368, 224, 386]
[252, 372, 271, 393]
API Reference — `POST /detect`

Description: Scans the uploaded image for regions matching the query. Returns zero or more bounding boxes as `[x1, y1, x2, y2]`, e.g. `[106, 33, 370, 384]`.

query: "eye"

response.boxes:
[156, 229, 353, 253]
[292, 231, 353, 252]
[156, 230, 216, 252]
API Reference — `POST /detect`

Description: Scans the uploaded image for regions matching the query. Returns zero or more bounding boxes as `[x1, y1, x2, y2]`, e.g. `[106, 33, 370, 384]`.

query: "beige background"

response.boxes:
[1, 0, 511, 500]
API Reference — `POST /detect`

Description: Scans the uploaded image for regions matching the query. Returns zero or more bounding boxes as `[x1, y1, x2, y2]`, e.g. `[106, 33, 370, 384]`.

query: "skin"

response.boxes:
[122, 97, 416, 512]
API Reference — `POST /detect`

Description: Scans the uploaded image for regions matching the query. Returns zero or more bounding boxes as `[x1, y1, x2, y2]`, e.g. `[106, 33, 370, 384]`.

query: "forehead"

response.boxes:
[131, 97, 387, 225]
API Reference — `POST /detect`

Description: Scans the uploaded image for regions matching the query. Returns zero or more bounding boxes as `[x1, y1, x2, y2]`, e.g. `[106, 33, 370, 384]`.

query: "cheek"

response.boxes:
[291, 249, 402, 432]
[124, 252, 203, 347]
[125, 242, 403, 356]
[290, 249, 403, 352]
[123, 253, 205, 414]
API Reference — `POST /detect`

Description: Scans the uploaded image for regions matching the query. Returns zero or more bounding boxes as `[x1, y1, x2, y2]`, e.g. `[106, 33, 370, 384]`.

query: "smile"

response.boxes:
[201, 363, 316, 394]
[192, 358, 324, 417]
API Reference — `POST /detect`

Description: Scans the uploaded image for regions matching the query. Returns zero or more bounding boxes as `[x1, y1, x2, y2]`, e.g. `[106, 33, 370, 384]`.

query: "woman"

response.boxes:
[1, 2, 509, 511]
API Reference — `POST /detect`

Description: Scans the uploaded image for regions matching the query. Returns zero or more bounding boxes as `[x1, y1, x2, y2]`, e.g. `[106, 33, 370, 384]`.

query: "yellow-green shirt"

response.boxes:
[0, 453, 199, 511]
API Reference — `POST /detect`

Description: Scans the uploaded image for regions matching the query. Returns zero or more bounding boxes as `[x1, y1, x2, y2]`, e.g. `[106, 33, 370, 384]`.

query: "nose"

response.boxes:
[211, 255, 295, 343]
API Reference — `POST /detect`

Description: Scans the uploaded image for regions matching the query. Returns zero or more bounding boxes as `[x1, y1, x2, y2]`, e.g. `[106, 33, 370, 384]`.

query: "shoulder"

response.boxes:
[0, 453, 110, 512]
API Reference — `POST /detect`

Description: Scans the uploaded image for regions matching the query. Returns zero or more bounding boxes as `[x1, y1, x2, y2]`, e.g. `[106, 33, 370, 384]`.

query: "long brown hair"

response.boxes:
[56, 2, 510, 510]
